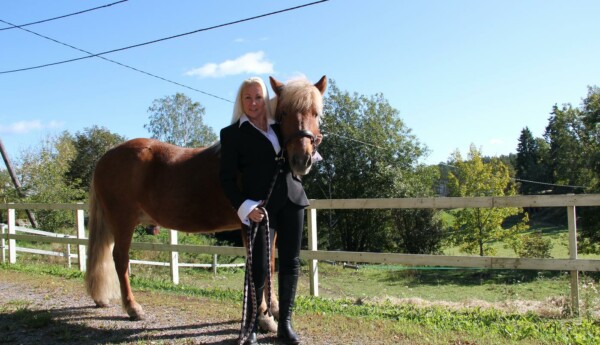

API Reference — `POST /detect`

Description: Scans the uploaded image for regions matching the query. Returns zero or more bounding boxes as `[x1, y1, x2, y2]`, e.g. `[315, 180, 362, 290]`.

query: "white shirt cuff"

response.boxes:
[238, 199, 261, 226]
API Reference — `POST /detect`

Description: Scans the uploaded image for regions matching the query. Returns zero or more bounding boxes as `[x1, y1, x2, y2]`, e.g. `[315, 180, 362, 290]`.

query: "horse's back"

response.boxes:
[93, 138, 239, 232]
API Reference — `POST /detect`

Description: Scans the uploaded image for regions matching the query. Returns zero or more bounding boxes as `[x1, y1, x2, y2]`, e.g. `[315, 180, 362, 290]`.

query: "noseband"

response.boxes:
[283, 129, 318, 147]
[278, 109, 321, 156]
[283, 129, 322, 162]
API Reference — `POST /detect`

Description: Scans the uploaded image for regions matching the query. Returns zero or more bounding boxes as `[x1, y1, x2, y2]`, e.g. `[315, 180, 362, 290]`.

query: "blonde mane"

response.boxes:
[274, 78, 324, 122]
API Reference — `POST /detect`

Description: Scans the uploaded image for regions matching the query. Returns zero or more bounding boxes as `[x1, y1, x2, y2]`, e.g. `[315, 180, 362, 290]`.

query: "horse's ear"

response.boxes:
[314, 75, 327, 95]
[269, 76, 284, 96]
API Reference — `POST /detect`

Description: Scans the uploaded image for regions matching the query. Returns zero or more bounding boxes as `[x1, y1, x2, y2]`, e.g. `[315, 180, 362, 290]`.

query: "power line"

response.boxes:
[438, 162, 588, 191]
[0, 18, 232, 103]
[0, 0, 330, 75]
[0, 0, 128, 31]
[322, 132, 384, 149]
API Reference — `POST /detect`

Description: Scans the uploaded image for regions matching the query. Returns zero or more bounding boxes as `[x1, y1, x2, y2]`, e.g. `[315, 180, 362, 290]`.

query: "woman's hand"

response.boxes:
[249, 207, 265, 223]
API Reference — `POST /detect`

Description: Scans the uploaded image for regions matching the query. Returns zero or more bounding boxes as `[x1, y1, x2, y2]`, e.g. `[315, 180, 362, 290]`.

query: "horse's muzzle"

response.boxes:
[285, 129, 319, 176]
[290, 153, 312, 175]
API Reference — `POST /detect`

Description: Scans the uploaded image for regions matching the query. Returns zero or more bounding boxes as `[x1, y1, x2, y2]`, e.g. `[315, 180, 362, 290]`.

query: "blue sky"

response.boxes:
[1, 0, 599, 166]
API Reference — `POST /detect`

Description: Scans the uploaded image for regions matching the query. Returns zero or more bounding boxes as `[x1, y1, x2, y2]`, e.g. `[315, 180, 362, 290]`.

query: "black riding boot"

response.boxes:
[277, 273, 301, 344]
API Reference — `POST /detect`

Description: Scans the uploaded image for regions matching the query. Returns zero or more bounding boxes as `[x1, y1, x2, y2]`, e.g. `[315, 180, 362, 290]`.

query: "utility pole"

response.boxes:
[0, 138, 38, 228]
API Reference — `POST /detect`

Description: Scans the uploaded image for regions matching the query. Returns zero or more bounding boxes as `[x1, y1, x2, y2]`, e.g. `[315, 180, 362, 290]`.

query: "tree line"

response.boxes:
[1, 82, 598, 257]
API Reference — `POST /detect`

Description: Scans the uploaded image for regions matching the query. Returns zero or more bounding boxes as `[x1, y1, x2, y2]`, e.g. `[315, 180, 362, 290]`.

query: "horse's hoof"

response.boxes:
[94, 300, 110, 308]
[126, 303, 146, 321]
[128, 313, 145, 321]
[259, 313, 278, 333]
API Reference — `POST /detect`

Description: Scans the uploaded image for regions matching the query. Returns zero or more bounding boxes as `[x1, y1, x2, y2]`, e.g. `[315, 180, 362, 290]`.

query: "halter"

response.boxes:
[282, 128, 323, 164]
[278, 109, 321, 154]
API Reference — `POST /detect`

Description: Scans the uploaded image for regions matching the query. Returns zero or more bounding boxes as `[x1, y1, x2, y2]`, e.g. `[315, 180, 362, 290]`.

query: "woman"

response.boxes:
[220, 77, 307, 345]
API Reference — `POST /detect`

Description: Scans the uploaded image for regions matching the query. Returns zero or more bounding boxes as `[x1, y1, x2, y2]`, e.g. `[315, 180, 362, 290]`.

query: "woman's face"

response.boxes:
[242, 83, 267, 122]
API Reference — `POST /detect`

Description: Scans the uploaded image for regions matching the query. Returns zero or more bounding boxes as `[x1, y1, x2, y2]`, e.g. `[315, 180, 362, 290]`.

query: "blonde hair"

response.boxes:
[230, 77, 275, 124]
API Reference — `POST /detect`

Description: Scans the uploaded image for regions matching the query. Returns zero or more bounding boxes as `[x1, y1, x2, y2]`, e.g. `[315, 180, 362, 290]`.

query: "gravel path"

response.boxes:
[0, 271, 288, 345]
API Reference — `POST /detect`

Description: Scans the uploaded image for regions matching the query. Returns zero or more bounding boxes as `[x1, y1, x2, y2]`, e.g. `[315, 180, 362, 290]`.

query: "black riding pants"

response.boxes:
[249, 198, 304, 303]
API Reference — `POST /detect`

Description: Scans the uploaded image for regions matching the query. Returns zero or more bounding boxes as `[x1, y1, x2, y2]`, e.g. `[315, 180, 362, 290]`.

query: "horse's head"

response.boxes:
[270, 75, 327, 176]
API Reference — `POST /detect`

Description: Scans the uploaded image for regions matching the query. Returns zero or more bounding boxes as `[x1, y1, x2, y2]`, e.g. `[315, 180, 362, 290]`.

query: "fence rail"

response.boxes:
[3, 194, 600, 315]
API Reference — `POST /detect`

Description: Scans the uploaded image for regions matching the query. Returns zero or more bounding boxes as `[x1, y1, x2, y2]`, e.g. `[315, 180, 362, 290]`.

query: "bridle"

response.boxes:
[279, 110, 322, 156]
[283, 129, 320, 148]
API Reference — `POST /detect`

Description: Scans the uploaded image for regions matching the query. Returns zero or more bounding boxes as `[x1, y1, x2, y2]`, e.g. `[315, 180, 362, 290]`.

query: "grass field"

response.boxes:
[3, 219, 600, 344]
[2, 262, 600, 345]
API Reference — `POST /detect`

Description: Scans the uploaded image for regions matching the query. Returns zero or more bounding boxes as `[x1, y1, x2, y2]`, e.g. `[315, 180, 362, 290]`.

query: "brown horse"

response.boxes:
[85, 76, 327, 329]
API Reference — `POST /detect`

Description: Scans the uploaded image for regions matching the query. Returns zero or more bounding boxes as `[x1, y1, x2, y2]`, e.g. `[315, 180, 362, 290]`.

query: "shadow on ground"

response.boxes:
[0, 305, 243, 345]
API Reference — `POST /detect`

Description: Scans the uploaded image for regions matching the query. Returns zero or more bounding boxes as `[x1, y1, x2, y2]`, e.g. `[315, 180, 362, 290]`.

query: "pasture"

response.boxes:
[2, 195, 600, 344]
[2, 257, 599, 344]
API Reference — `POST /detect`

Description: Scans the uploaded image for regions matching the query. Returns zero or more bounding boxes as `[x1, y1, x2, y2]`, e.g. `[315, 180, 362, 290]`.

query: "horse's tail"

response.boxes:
[85, 179, 120, 306]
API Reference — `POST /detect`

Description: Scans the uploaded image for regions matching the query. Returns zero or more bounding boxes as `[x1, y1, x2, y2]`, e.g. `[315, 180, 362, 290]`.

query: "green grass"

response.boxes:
[3, 218, 600, 344]
[2, 262, 600, 344]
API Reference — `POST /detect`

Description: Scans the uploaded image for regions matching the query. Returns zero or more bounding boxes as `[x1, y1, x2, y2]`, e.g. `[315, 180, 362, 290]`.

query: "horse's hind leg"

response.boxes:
[112, 221, 145, 321]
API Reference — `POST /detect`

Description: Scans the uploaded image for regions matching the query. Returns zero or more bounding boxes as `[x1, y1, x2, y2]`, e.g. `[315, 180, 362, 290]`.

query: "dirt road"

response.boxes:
[0, 270, 294, 344]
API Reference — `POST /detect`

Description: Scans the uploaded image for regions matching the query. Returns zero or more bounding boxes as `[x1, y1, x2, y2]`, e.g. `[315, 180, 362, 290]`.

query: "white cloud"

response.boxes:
[0, 120, 63, 134]
[185, 51, 274, 78]
[489, 138, 504, 145]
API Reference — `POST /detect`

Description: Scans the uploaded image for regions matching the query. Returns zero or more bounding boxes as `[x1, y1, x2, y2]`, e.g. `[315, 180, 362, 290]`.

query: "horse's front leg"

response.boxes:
[258, 232, 279, 332]
[113, 231, 145, 321]
[269, 232, 279, 319]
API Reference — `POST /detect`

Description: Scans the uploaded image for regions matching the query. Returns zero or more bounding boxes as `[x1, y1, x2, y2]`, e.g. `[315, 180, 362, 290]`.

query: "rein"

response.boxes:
[238, 126, 320, 344]
[238, 150, 286, 345]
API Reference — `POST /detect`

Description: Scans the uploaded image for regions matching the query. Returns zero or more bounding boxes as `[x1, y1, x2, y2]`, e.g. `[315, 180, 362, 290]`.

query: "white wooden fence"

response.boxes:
[0, 204, 244, 282]
[2, 194, 600, 315]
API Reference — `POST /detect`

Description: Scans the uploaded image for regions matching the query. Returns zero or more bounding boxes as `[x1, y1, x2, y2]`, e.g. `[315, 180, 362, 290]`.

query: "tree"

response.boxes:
[0, 169, 20, 223]
[447, 145, 529, 256]
[18, 133, 86, 231]
[575, 86, 600, 253]
[543, 104, 590, 194]
[303, 80, 438, 252]
[516, 128, 540, 194]
[145, 93, 217, 147]
[393, 208, 445, 254]
[65, 126, 126, 191]
[580, 86, 600, 180]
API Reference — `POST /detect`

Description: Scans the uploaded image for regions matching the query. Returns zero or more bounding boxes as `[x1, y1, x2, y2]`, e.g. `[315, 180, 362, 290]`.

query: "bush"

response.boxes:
[516, 232, 553, 258]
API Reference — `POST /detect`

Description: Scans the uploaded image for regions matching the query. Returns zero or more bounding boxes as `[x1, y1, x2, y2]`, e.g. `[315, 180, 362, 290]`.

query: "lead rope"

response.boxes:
[238, 211, 271, 345]
[238, 153, 285, 345]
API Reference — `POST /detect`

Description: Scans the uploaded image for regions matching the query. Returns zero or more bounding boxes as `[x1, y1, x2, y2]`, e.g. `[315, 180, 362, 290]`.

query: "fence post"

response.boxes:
[170, 229, 179, 285]
[66, 243, 72, 268]
[307, 208, 319, 297]
[1, 224, 6, 263]
[8, 206, 16, 264]
[76, 206, 86, 272]
[212, 254, 218, 276]
[567, 205, 580, 316]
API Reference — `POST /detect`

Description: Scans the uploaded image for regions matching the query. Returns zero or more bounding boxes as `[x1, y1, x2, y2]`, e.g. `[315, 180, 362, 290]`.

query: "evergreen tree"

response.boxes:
[515, 127, 540, 195]
[543, 105, 590, 194]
